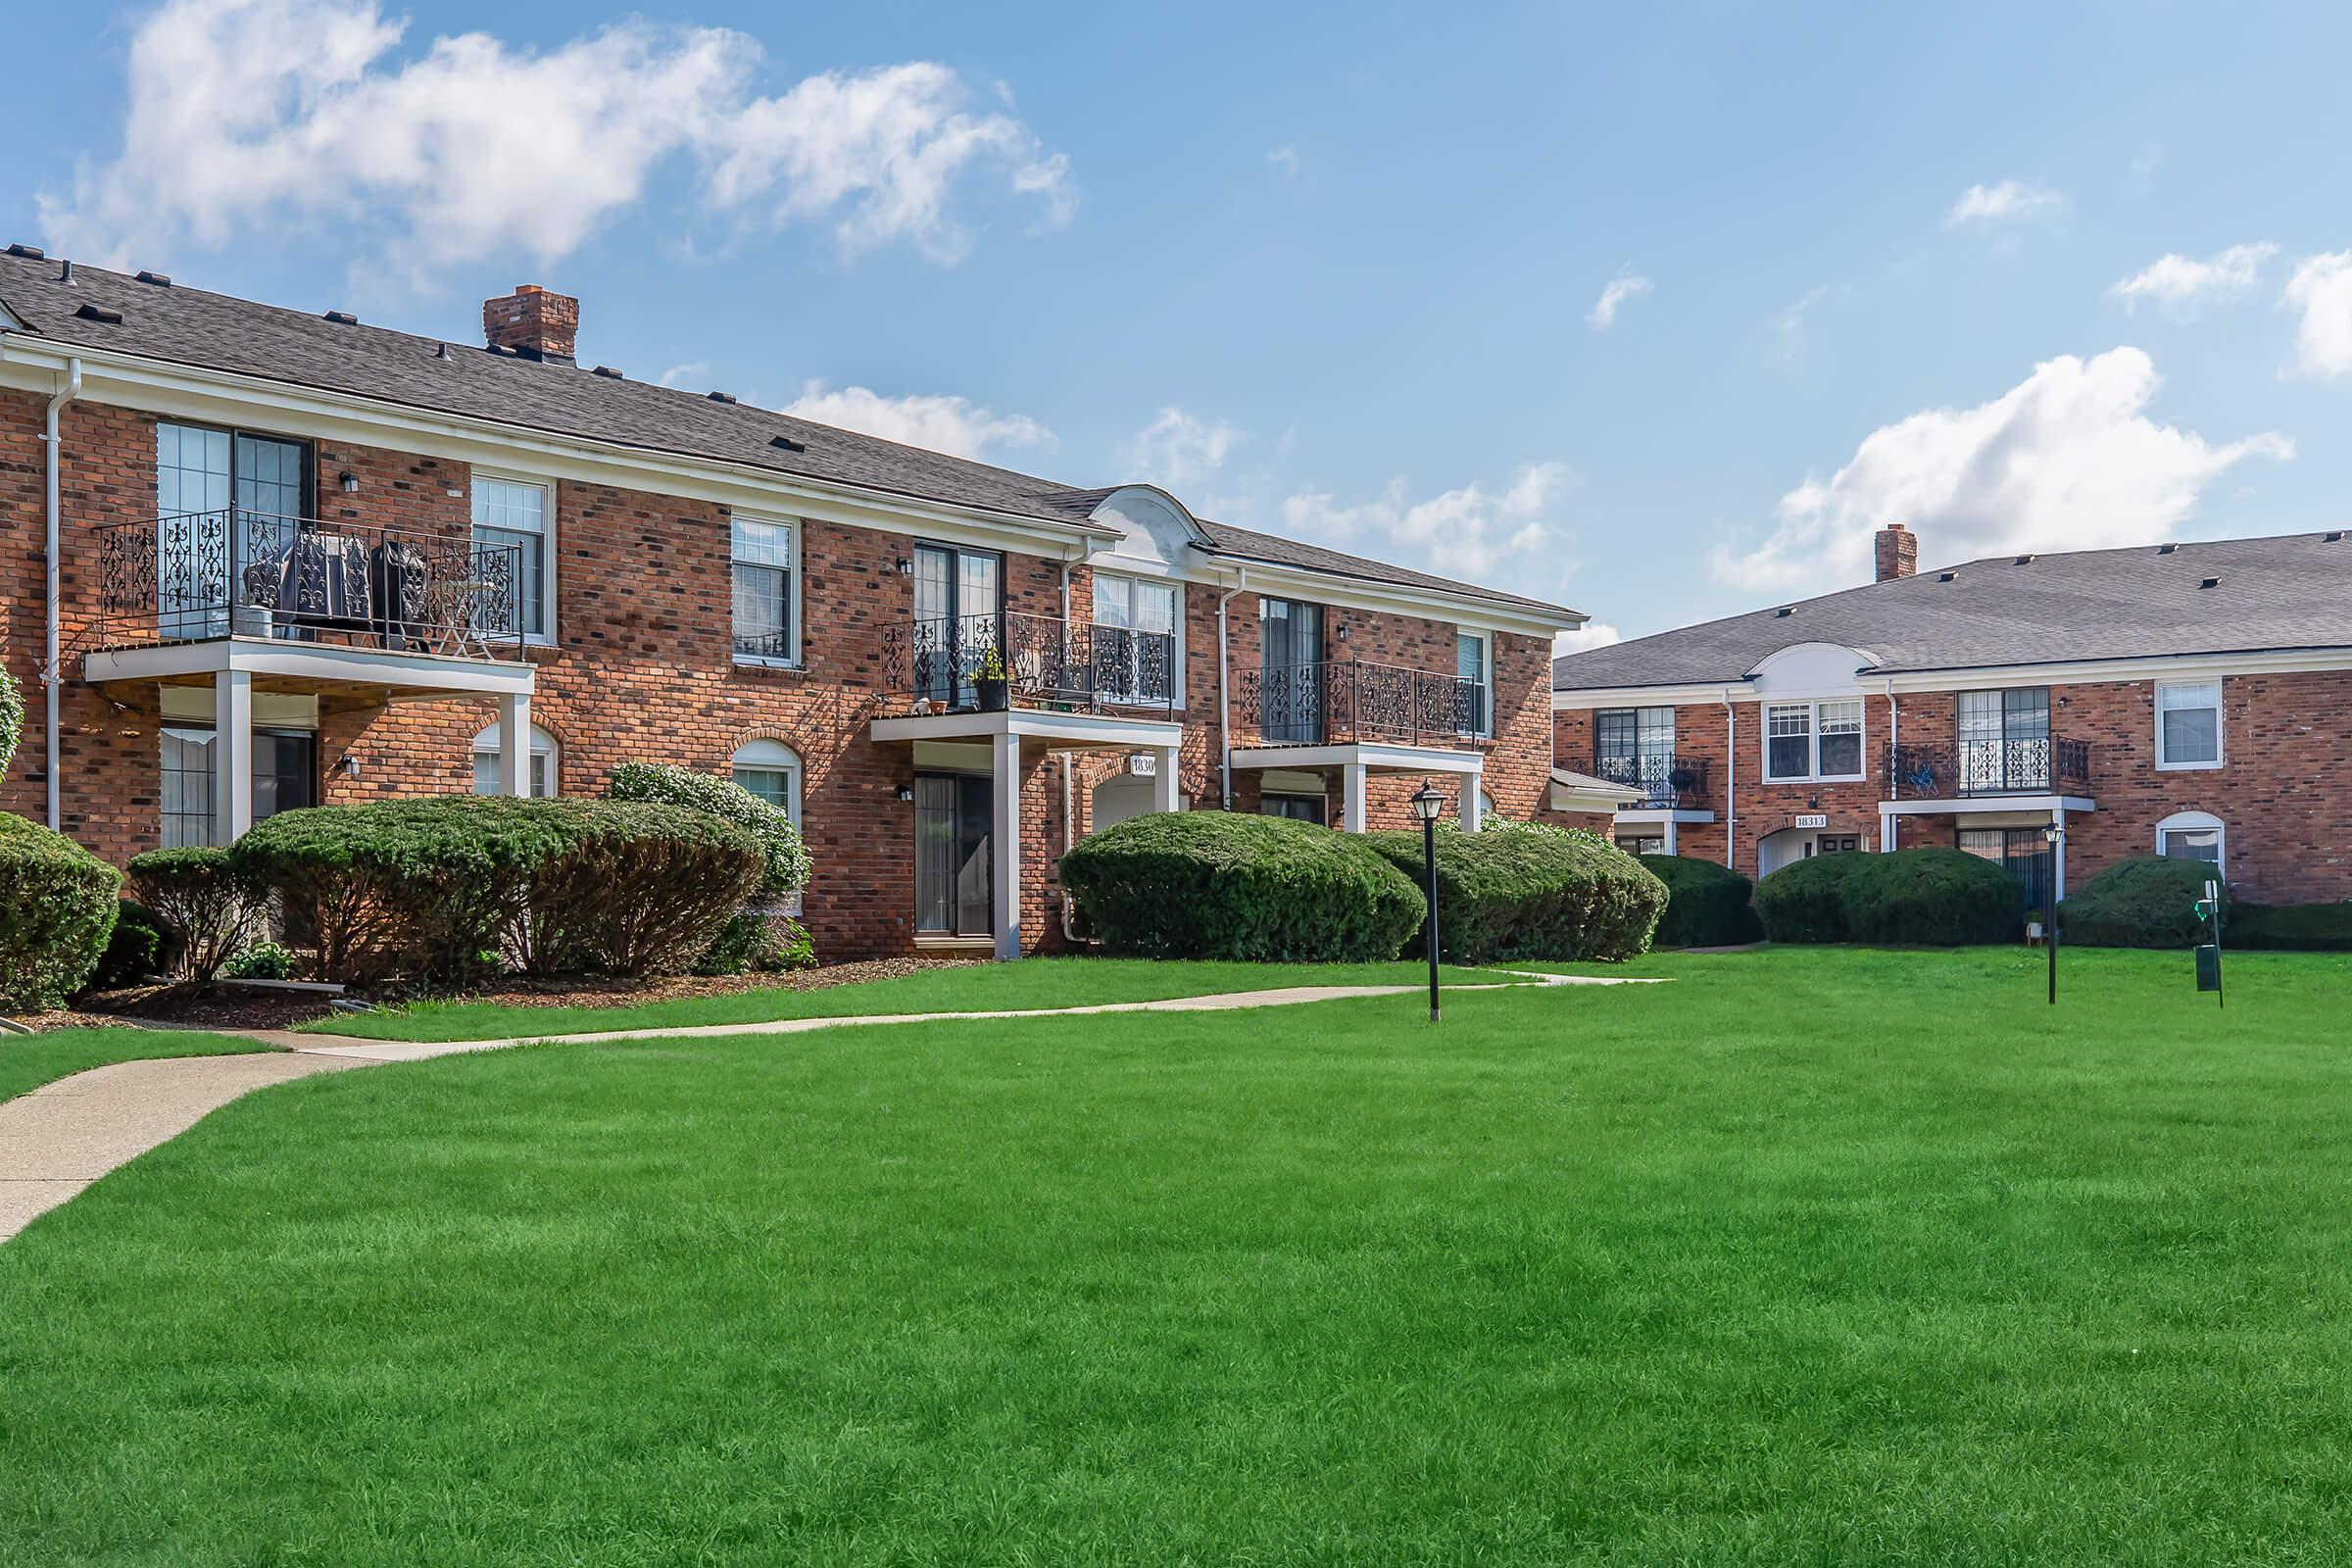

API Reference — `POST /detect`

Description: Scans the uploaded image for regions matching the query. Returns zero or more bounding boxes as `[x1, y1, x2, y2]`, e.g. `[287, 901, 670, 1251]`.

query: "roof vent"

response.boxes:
[2326, 530, 2344, 544]
[5, 243, 45, 260]
[2200, 575, 2221, 590]
[768, 433, 806, 453]
[591, 365, 624, 379]
[74, 302, 122, 324]
[434, 342, 450, 360]
[323, 310, 358, 325]
[2014, 553, 2036, 564]
[135, 270, 172, 287]
[707, 390, 738, 405]
[2157, 542, 2179, 555]
[1773, 606, 1794, 617]
[1938, 570, 1958, 583]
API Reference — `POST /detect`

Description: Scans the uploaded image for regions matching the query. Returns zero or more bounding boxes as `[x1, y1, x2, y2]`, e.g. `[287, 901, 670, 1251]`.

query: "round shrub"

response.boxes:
[1060, 811, 1425, 962]
[0, 812, 122, 1010]
[2229, 902, 2352, 952]
[2058, 856, 2226, 949]
[605, 761, 809, 897]
[1366, 822, 1665, 963]
[696, 909, 818, 975]
[523, 801, 768, 978]
[90, 901, 167, 990]
[1752, 853, 1872, 944]
[127, 846, 265, 981]
[0, 665, 22, 776]
[1639, 856, 1764, 948]
[222, 942, 298, 981]
[1841, 848, 2026, 946]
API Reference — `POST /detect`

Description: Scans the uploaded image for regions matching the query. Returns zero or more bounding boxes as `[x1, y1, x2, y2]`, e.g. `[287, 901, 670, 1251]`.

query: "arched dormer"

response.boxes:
[1743, 641, 1878, 700]
[1084, 485, 1210, 574]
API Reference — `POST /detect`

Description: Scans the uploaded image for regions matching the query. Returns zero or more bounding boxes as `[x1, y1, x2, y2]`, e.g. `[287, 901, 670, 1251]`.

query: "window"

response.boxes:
[1959, 826, 2053, 911]
[2157, 681, 2222, 769]
[155, 422, 311, 639]
[914, 773, 993, 937]
[471, 720, 558, 797]
[912, 543, 1001, 709]
[1259, 599, 1324, 743]
[2156, 810, 2225, 865]
[1957, 688, 2052, 792]
[1615, 834, 1666, 857]
[1093, 573, 1179, 705]
[1259, 793, 1325, 824]
[471, 477, 551, 641]
[731, 739, 802, 828]
[1764, 699, 1863, 781]
[1455, 631, 1492, 736]
[1595, 707, 1677, 797]
[731, 514, 796, 663]
[161, 725, 218, 848]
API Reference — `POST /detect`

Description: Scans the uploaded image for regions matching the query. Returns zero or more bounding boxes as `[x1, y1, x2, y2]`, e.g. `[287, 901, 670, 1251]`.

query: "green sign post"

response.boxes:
[2192, 878, 2224, 1007]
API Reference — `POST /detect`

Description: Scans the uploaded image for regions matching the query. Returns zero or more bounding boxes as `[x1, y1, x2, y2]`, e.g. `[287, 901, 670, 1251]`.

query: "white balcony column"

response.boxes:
[993, 731, 1023, 960]
[212, 668, 254, 844]
[1150, 745, 1181, 813]
[2052, 805, 2069, 900]
[1662, 816, 1679, 856]
[498, 691, 532, 798]
[1879, 808, 1898, 852]
[1342, 761, 1369, 833]
[1458, 771, 1484, 833]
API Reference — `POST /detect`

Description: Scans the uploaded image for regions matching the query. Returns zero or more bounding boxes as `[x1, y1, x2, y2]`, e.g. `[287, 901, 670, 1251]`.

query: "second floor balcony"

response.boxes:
[1235, 658, 1486, 750]
[880, 611, 1177, 717]
[1884, 736, 2093, 800]
[94, 510, 527, 662]
[1592, 751, 1712, 809]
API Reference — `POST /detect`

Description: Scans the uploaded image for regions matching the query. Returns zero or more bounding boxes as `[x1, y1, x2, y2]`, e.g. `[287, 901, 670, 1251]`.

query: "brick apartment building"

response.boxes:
[1549, 520, 2352, 907]
[0, 251, 1578, 959]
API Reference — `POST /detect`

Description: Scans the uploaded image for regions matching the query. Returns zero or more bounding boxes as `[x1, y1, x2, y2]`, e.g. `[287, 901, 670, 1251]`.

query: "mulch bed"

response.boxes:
[19, 956, 983, 1035]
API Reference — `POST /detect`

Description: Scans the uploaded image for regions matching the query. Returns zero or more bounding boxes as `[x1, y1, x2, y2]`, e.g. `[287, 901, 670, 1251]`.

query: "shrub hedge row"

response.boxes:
[1365, 822, 1664, 963]
[1638, 856, 1764, 948]
[1755, 849, 2023, 946]
[605, 761, 809, 896]
[2056, 857, 2221, 949]
[2230, 901, 2352, 952]
[126, 846, 266, 981]
[0, 812, 122, 1011]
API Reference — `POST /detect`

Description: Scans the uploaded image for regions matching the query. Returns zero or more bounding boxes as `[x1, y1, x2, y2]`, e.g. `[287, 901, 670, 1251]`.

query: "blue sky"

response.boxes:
[10, 1, 2352, 648]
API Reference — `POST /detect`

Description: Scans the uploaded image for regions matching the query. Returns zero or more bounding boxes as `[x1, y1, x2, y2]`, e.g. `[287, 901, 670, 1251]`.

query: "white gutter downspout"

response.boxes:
[1883, 677, 1899, 854]
[1722, 687, 1737, 871]
[1216, 566, 1248, 808]
[41, 358, 83, 831]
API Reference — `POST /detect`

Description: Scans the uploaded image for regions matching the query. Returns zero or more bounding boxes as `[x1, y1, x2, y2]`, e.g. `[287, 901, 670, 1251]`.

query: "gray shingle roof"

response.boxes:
[1553, 532, 2352, 691]
[1194, 518, 1574, 617]
[0, 251, 1573, 618]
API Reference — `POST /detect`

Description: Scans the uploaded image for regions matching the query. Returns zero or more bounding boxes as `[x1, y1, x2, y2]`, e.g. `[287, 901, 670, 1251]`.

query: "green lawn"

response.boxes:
[304, 956, 1513, 1041]
[7, 947, 2352, 1562]
[0, 1027, 273, 1104]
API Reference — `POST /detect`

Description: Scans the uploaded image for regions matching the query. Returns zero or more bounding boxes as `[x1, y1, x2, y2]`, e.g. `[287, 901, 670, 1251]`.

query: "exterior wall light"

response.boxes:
[338, 471, 359, 494]
[896, 785, 915, 802]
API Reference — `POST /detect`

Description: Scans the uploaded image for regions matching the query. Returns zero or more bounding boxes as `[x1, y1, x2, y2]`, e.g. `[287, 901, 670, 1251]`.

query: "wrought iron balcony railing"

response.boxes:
[1592, 752, 1712, 809]
[94, 511, 526, 661]
[1884, 736, 2092, 800]
[1234, 658, 1485, 749]
[880, 611, 1177, 715]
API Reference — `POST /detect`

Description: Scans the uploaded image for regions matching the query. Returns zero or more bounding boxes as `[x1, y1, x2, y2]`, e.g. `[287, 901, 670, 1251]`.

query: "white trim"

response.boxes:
[2154, 678, 2224, 771]
[870, 709, 1184, 751]
[470, 469, 557, 647]
[1881, 794, 2096, 817]
[2155, 808, 2227, 865]
[1090, 567, 1185, 710]
[1454, 627, 1494, 739]
[730, 737, 804, 827]
[1201, 554, 1573, 638]
[86, 635, 535, 696]
[1231, 742, 1486, 776]
[729, 509, 803, 668]
[1613, 808, 1715, 825]
[1558, 681, 1754, 710]
[1760, 697, 1866, 784]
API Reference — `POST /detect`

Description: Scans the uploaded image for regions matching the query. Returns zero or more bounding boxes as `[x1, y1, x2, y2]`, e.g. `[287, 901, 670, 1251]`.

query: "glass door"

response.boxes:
[1957, 688, 2051, 793]
[913, 543, 1001, 709]
[157, 423, 311, 640]
[1259, 598, 1323, 743]
[1959, 827, 2051, 909]
[914, 773, 993, 937]
[252, 730, 317, 822]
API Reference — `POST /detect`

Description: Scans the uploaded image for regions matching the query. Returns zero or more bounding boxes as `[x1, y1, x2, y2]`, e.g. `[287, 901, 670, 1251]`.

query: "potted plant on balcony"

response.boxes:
[975, 647, 1009, 712]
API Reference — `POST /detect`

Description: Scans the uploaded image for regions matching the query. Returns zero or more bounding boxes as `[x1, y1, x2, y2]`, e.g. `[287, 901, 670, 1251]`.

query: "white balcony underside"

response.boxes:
[1880, 794, 2095, 816]
[84, 635, 533, 699]
[1231, 742, 1485, 776]
[869, 709, 1183, 752]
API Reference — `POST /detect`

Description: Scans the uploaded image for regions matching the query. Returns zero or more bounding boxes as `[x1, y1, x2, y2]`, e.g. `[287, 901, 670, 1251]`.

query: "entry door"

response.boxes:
[1260, 598, 1323, 743]
[914, 773, 993, 937]
[252, 730, 317, 822]
[913, 544, 1001, 709]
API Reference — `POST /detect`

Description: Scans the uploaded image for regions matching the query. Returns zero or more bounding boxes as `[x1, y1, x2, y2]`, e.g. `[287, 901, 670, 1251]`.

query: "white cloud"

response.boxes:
[655, 362, 710, 389]
[1943, 180, 2064, 227]
[1267, 144, 1299, 176]
[1122, 408, 1245, 490]
[39, 0, 1074, 275]
[1280, 462, 1572, 578]
[781, 380, 1054, 461]
[2283, 251, 2352, 379]
[1586, 269, 1651, 331]
[2111, 243, 2278, 313]
[1553, 622, 1620, 656]
[1772, 284, 1828, 361]
[1713, 348, 2291, 594]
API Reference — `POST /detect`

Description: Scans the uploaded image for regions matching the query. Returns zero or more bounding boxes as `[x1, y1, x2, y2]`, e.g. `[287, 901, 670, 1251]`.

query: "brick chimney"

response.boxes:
[1874, 522, 1918, 582]
[482, 284, 578, 363]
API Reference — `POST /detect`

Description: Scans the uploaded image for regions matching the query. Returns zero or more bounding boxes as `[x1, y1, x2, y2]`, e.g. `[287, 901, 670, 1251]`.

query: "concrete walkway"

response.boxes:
[0, 970, 1660, 1242]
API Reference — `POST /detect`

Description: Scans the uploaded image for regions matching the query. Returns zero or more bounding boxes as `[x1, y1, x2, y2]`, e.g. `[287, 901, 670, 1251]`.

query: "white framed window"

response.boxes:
[2156, 809, 2225, 866]
[731, 514, 798, 665]
[161, 725, 219, 848]
[731, 738, 803, 828]
[1764, 699, 1864, 782]
[1455, 630, 1493, 737]
[1092, 572, 1181, 706]
[471, 720, 558, 797]
[471, 476, 553, 642]
[2156, 680, 2222, 770]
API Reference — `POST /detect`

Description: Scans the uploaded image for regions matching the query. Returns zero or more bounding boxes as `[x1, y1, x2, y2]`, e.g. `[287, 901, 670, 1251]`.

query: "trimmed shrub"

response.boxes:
[223, 942, 298, 981]
[1841, 848, 2026, 946]
[127, 846, 266, 981]
[1366, 822, 1665, 963]
[0, 812, 122, 1010]
[2058, 857, 2224, 949]
[1060, 811, 1425, 962]
[697, 909, 819, 975]
[1752, 853, 1871, 944]
[0, 666, 21, 776]
[523, 802, 766, 977]
[1639, 856, 1764, 948]
[91, 901, 166, 990]
[605, 761, 809, 897]
[2230, 902, 2352, 952]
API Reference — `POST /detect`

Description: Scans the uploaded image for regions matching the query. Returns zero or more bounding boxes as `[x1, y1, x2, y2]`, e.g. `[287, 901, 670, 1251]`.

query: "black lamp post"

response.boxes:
[1409, 782, 1446, 1023]
[2042, 820, 2063, 1004]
